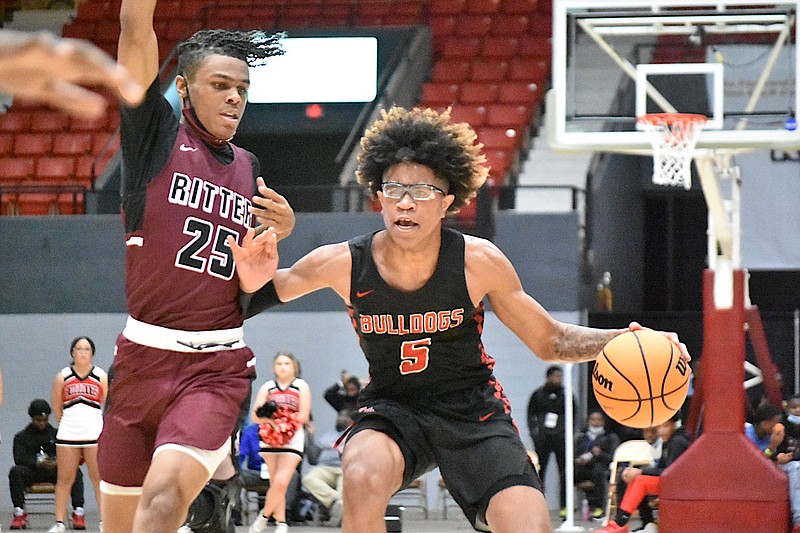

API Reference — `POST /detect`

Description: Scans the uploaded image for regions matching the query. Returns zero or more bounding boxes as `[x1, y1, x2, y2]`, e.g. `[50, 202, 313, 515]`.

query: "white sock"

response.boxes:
[14, 507, 24, 516]
[73, 507, 85, 516]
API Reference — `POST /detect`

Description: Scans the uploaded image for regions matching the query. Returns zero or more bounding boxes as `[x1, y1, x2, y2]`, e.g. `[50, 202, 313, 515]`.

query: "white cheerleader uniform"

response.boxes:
[56, 365, 106, 446]
[258, 378, 306, 456]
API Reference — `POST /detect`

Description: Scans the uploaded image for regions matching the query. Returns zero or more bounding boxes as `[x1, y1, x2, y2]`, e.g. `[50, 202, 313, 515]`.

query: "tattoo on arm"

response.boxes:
[551, 324, 623, 363]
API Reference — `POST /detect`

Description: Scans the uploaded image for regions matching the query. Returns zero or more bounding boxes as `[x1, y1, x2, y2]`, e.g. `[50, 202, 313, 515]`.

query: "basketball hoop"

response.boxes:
[637, 113, 707, 190]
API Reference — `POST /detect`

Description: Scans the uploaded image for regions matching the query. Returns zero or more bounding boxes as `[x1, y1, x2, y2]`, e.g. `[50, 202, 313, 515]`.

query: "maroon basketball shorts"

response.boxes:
[98, 334, 255, 488]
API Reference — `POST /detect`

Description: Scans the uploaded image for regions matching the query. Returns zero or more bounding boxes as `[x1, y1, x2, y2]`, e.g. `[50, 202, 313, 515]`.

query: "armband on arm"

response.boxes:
[241, 280, 284, 318]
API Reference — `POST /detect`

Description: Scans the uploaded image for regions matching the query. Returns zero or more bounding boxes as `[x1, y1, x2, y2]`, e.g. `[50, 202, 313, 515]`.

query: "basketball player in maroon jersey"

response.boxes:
[231, 106, 691, 533]
[97, 2, 289, 532]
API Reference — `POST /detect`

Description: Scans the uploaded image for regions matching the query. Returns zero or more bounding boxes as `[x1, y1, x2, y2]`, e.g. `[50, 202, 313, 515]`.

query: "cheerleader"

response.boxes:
[249, 352, 311, 533]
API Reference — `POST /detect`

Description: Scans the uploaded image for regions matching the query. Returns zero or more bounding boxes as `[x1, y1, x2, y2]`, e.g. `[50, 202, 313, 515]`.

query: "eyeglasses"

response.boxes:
[380, 182, 447, 201]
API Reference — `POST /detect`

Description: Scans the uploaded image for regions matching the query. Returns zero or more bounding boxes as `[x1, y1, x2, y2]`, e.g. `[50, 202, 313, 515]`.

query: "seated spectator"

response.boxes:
[597, 414, 690, 533]
[8, 399, 84, 530]
[322, 370, 361, 415]
[574, 411, 620, 520]
[641, 426, 662, 464]
[302, 411, 353, 527]
[747, 402, 800, 533]
[784, 394, 800, 442]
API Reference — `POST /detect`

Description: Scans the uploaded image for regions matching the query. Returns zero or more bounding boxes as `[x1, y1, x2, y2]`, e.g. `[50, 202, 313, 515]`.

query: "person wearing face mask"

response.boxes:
[574, 411, 620, 521]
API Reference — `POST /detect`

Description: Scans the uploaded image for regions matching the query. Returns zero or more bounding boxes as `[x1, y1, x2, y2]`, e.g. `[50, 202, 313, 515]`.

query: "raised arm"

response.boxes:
[466, 237, 629, 363]
[118, 0, 159, 90]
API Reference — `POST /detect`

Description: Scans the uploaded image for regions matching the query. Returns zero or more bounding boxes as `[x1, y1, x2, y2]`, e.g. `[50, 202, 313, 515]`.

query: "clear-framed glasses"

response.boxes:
[380, 181, 446, 201]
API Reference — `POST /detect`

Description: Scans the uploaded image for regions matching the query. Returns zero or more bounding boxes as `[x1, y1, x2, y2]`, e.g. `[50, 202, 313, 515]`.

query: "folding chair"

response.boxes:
[390, 477, 428, 519]
[604, 440, 656, 525]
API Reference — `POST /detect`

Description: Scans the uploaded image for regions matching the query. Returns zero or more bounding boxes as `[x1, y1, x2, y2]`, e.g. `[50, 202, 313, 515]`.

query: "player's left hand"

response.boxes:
[250, 177, 295, 241]
[227, 226, 278, 293]
[628, 322, 692, 363]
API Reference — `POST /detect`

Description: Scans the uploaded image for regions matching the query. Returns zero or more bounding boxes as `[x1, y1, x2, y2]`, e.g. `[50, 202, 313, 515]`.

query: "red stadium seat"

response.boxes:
[484, 148, 515, 178]
[490, 14, 529, 36]
[508, 58, 550, 82]
[441, 37, 481, 58]
[13, 133, 52, 157]
[518, 36, 551, 57]
[69, 114, 108, 133]
[477, 127, 520, 150]
[498, 82, 541, 104]
[428, 15, 456, 37]
[455, 15, 493, 37]
[53, 134, 93, 156]
[420, 83, 459, 106]
[30, 111, 69, 133]
[459, 82, 499, 104]
[449, 104, 487, 128]
[481, 37, 519, 58]
[471, 59, 508, 82]
[154, 0, 181, 21]
[432, 60, 471, 83]
[487, 103, 533, 128]
[529, 15, 552, 36]
[428, 0, 466, 16]
[95, 20, 121, 44]
[0, 112, 31, 133]
[0, 134, 13, 156]
[62, 22, 95, 40]
[75, 156, 95, 183]
[465, 0, 500, 15]
[502, 0, 538, 15]
[36, 157, 76, 181]
[0, 158, 34, 181]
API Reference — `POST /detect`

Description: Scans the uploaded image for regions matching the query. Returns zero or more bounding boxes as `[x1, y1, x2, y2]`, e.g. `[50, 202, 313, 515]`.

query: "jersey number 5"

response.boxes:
[175, 217, 239, 280]
[399, 338, 431, 375]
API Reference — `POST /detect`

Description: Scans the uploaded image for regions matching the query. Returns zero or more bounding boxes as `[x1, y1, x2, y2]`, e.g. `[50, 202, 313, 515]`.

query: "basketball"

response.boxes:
[592, 329, 691, 428]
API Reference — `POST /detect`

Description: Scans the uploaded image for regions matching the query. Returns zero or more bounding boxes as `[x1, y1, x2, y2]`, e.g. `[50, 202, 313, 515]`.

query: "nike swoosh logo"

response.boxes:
[356, 290, 374, 298]
[479, 411, 495, 422]
[179, 144, 198, 152]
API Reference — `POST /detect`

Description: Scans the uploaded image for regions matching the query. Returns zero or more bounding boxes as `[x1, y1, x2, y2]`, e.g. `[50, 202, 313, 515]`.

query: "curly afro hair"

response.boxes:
[356, 106, 489, 213]
[177, 29, 285, 81]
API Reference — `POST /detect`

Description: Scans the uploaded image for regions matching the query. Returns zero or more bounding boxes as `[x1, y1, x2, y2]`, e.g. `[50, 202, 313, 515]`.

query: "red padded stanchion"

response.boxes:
[659, 270, 789, 533]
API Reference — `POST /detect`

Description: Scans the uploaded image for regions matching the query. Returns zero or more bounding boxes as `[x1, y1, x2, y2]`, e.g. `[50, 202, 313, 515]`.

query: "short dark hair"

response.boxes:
[546, 365, 562, 377]
[176, 29, 284, 81]
[356, 106, 489, 213]
[753, 403, 782, 424]
[28, 399, 51, 418]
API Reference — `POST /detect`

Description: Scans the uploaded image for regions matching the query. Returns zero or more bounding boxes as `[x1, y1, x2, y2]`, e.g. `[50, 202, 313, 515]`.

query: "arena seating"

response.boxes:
[0, 0, 552, 220]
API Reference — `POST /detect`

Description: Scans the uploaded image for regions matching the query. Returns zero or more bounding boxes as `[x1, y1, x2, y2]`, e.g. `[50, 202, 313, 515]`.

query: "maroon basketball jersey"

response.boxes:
[123, 124, 254, 330]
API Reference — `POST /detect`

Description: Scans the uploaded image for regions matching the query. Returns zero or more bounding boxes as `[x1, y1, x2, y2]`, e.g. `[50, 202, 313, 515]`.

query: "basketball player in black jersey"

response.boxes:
[232, 106, 690, 533]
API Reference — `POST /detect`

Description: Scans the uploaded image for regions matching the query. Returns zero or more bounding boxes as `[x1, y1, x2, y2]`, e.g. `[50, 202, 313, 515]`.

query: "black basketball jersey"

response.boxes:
[348, 228, 511, 418]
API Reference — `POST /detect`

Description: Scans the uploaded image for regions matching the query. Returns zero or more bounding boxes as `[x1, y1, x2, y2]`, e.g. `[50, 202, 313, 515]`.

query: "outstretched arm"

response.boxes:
[118, 0, 159, 92]
[466, 237, 690, 363]
[0, 30, 143, 116]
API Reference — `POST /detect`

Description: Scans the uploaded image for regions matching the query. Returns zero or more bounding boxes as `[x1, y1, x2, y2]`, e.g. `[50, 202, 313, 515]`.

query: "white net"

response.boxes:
[637, 113, 707, 190]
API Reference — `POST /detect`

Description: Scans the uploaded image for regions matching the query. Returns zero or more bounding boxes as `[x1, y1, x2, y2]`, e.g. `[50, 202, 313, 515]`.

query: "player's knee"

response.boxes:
[140, 484, 185, 519]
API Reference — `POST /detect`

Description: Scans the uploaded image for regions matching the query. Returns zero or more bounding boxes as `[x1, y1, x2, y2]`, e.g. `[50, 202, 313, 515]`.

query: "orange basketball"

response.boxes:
[592, 329, 691, 428]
